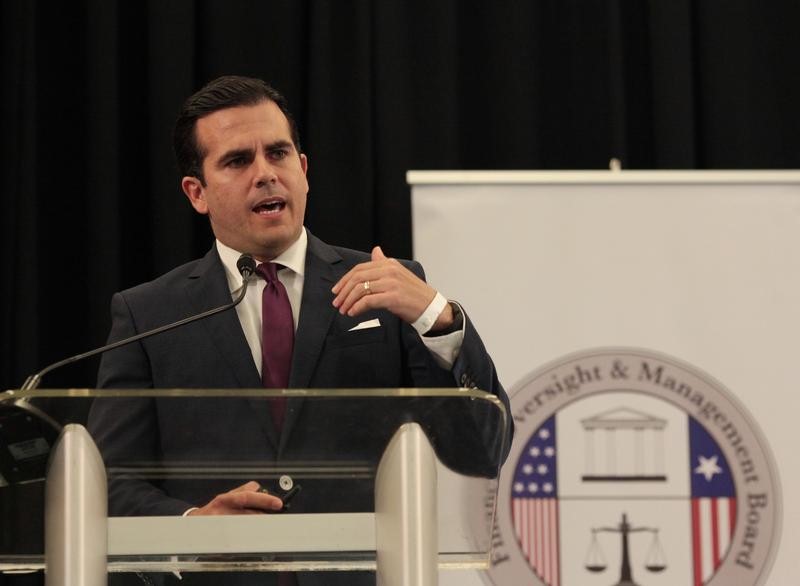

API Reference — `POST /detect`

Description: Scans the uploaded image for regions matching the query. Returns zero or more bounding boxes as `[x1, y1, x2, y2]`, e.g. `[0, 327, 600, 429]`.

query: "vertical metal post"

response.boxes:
[374, 423, 438, 586]
[45, 423, 107, 585]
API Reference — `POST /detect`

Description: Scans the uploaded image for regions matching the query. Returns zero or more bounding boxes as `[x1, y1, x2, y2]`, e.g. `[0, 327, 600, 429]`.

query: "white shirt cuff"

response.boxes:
[413, 295, 465, 370]
[412, 291, 449, 335]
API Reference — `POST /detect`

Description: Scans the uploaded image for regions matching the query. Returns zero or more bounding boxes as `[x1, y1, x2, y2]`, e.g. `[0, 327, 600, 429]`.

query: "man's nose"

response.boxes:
[254, 153, 278, 187]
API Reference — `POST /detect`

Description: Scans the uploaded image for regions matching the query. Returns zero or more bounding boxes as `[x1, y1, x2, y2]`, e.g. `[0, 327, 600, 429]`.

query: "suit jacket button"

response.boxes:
[279, 475, 294, 491]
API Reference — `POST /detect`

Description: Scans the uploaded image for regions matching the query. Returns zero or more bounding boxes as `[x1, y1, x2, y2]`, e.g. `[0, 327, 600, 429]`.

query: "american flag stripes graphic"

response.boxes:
[511, 416, 560, 586]
[689, 417, 736, 586]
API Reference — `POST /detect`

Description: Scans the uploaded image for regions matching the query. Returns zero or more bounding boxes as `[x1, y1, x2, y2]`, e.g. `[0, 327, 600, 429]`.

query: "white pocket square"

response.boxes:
[348, 318, 381, 331]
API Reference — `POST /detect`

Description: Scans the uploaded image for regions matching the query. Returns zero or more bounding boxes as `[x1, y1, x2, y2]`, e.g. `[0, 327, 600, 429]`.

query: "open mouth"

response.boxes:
[253, 198, 286, 215]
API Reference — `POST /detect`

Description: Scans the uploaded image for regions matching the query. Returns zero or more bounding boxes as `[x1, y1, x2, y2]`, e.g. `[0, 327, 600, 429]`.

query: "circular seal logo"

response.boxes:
[485, 348, 780, 586]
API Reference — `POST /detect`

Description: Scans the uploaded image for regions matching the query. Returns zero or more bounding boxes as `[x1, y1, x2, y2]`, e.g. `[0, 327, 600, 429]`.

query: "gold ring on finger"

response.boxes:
[363, 281, 372, 294]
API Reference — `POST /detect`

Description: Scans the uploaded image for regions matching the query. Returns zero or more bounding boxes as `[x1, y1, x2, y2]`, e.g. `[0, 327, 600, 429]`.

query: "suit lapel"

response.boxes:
[280, 234, 343, 451]
[183, 246, 263, 387]
[183, 247, 277, 446]
[288, 234, 342, 388]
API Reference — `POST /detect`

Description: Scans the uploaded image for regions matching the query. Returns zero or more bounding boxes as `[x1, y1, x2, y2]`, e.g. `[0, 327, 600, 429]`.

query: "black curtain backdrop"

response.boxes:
[3, 0, 800, 409]
[0, 0, 800, 402]
[1, 0, 799, 581]
[0, 0, 800, 396]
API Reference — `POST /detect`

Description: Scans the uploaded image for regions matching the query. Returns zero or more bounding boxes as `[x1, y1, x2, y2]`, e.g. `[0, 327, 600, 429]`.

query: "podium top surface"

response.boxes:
[3, 386, 502, 401]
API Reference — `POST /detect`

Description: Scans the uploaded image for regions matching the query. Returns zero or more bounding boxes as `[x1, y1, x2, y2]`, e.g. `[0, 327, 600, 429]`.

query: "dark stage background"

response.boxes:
[1, 0, 799, 581]
[3, 0, 800, 394]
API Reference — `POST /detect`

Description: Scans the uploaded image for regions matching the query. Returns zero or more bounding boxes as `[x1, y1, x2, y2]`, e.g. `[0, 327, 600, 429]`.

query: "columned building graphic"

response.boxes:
[581, 408, 667, 482]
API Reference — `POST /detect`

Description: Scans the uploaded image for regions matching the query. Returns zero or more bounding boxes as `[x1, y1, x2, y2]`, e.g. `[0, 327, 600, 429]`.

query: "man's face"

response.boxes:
[182, 100, 309, 261]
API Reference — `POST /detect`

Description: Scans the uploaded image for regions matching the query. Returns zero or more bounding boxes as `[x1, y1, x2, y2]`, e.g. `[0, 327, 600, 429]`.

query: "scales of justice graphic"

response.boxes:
[584, 512, 667, 586]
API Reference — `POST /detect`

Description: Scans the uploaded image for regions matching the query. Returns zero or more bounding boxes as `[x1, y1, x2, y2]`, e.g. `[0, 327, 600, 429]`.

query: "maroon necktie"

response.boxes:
[256, 262, 294, 432]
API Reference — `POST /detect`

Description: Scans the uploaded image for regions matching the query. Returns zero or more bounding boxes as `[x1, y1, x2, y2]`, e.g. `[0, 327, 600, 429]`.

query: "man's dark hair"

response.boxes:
[173, 75, 301, 184]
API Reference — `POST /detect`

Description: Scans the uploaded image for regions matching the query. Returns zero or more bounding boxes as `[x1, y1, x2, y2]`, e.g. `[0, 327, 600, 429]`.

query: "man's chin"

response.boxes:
[252, 229, 302, 260]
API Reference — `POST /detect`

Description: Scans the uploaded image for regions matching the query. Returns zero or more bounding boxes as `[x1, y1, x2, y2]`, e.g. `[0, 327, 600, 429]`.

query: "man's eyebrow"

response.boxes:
[217, 147, 254, 163]
[266, 140, 294, 151]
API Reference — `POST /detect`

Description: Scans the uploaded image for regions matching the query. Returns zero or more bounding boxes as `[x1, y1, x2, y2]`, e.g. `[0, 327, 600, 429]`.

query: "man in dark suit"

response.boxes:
[88, 76, 511, 583]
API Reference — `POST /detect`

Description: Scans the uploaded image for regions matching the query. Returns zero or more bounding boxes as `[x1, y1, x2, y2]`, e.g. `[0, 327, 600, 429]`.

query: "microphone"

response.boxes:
[19, 253, 258, 391]
[236, 253, 257, 279]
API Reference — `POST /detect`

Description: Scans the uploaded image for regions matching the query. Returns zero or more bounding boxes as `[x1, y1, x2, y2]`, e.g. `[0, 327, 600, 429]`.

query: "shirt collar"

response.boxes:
[216, 228, 308, 294]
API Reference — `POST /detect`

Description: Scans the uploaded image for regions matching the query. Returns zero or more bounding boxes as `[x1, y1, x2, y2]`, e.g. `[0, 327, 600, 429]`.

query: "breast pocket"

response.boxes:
[325, 326, 386, 349]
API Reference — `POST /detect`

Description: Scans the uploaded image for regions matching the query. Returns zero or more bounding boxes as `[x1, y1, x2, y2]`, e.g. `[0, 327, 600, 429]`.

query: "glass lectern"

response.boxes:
[0, 388, 508, 586]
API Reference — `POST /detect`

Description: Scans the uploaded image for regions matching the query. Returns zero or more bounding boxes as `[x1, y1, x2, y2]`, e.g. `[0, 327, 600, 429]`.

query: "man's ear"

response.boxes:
[300, 153, 309, 175]
[182, 176, 209, 215]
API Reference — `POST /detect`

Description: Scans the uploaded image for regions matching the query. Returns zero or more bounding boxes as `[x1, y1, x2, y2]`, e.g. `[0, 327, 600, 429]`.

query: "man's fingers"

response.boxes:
[231, 480, 261, 493]
[332, 267, 386, 309]
[228, 490, 283, 512]
[331, 246, 391, 296]
[332, 265, 384, 296]
[329, 246, 437, 322]
[335, 277, 386, 315]
[371, 245, 387, 261]
[191, 482, 284, 515]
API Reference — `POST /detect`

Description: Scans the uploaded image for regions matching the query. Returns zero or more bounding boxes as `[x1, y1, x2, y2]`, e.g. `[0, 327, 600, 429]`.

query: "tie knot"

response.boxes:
[256, 262, 280, 283]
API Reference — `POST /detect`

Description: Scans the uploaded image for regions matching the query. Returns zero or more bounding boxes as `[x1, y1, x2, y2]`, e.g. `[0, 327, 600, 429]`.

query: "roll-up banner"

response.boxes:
[410, 170, 800, 586]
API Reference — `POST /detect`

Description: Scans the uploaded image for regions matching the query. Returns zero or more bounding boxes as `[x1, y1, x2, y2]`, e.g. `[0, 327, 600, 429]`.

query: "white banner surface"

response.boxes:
[410, 170, 800, 586]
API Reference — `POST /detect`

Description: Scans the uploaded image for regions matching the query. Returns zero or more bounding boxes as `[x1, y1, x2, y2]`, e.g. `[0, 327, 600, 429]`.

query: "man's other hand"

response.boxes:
[187, 481, 284, 515]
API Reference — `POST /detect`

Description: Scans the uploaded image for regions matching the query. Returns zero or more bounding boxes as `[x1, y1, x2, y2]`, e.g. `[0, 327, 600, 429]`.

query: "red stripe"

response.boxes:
[528, 499, 535, 565]
[536, 499, 543, 573]
[528, 500, 535, 567]
[526, 499, 532, 564]
[729, 498, 737, 538]
[692, 499, 703, 586]
[552, 500, 560, 586]
[543, 499, 550, 583]
[525, 500, 532, 566]
[711, 498, 721, 567]
[521, 499, 527, 561]
[520, 500, 527, 563]
[532, 501, 538, 578]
